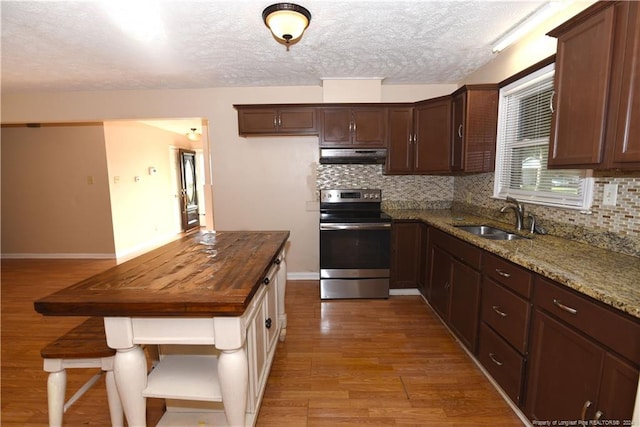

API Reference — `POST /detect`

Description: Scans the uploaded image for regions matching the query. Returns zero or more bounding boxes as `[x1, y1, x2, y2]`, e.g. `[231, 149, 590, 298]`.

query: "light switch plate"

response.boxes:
[603, 183, 618, 206]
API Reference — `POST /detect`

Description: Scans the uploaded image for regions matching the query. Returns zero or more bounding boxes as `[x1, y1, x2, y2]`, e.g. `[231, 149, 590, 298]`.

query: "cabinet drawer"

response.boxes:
[431, 228, 481, 270]
[482, 278, 531, 354]
[534, 276, 640, 364]
[478, 323, 525, 406]
[484, 253, 532, 298]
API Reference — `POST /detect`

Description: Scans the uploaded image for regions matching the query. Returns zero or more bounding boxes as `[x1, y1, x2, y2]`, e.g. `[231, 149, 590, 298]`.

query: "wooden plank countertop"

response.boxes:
[34, 230, 289, 318]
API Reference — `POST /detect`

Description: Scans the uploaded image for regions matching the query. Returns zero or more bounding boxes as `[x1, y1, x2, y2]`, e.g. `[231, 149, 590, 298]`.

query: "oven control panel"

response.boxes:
[320, 189, 381, 203]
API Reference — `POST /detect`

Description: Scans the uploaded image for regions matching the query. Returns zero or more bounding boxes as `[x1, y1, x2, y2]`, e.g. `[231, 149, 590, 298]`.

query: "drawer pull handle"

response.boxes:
[265, 318, 272, 329]
[489, 353, 503, 366]
[495, 269, 511, 278]
[553, 299, 577, 315]
[581, 400, 592, 422]
[263, 277, 270, 285]
[492, 305, 508, 317]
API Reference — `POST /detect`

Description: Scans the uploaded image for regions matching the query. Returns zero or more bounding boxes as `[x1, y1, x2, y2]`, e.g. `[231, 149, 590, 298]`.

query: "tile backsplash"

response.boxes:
[317, 164, 454, 209]
[453, 172, 640, 257]
[316, 164, 640, 257]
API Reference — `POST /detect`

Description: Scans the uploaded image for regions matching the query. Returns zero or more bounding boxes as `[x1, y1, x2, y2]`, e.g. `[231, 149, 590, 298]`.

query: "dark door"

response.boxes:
[178, 149, 199, 232]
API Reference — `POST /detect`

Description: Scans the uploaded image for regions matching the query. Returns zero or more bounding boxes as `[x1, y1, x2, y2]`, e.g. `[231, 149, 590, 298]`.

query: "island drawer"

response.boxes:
[534, 276, 640, 364]
[482, 278, 531, 354]
[478, 323, 525, 406]
[484, 253, 532, 298]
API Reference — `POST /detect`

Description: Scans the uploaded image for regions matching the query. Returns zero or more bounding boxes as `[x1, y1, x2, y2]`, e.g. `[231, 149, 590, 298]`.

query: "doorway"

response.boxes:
[178, 149, 200, 232]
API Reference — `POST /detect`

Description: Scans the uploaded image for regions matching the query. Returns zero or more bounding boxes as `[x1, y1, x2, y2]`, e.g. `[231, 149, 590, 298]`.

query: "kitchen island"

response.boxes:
[35, 230, 289, 427]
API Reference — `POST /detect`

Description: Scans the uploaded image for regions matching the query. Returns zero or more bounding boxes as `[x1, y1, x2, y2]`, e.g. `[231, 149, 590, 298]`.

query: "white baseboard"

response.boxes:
[390, 288, 421, 296]
[287, 272, 320, 281]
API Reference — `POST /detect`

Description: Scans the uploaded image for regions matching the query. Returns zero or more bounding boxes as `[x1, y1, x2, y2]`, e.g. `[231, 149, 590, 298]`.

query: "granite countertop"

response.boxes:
[386, 209, 640, 320]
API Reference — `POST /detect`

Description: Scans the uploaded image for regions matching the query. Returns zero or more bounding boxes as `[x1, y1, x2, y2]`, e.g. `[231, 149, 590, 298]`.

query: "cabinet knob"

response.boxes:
[263, 277, 270, 285]
[275, 258, 281, 265]
[265, 318, 272, 329]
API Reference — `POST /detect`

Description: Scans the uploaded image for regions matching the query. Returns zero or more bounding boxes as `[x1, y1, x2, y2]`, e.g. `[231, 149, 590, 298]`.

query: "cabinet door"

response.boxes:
[278, 108, 317, 134]
[448, 257, 481, 353]
[597, 353, 639, 422]
[319, 108, 351, 146]
[238, 108, 279, 135]
[386, 107, 414, 174]
[390, 221, 421, 289]
[525, 309, 604, 423]
[451, 92, 465, 171]
[352, 108, 387, 147]
[548, 5, 616, 167]
[611, 1, 640, 166]
[414, 98, 452, 173]
[265, 276, 279, 352]
[428, 245, 451, 319]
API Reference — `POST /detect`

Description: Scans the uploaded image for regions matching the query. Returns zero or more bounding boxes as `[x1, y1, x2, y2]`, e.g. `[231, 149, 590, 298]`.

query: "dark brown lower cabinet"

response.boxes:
[478, 323, 526, 405]
[422, 227, 638, 423]
[427, 228, 482, 353]
[525, 309, 638, 423]
[390, 221, 423, 289]
[449, 258, 481, 353]
[428, 245, 451, 319]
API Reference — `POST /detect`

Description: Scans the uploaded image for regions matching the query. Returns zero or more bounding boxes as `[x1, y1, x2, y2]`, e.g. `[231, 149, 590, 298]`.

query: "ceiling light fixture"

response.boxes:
[186, 128, 201, 141]
[491, 2, 563, 53]
[262, 3, 311, 51]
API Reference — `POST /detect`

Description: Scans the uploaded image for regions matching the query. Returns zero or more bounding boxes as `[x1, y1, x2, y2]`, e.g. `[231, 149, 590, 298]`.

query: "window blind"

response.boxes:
[494, 63, 593, 210]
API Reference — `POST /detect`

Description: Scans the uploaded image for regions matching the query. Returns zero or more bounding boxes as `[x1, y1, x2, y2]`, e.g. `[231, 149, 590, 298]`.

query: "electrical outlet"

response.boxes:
[602, 183, 618, 206]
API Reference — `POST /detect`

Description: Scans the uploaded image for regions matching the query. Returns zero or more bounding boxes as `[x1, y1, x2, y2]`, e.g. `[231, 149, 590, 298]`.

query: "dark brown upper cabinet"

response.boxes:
[235, 105, 317, 136]
[318, 106, 387, 148]
[385, 106, 415, 173]
[385, 98, 452, 174]
[451, 85, 499, 173]
[548, 1, 640, 169]
[414, 97, 453, 173]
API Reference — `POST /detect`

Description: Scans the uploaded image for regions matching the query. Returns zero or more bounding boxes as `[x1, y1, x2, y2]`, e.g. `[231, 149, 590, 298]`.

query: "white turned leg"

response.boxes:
[105, 370, 124, 427]
[113, 346, 147, 427]
[217, 348, 248, 427]
[47, 369, 66, 427]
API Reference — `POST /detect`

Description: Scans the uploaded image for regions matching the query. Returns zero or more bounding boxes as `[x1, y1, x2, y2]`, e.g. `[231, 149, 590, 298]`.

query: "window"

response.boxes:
[494, 63, 593, 210]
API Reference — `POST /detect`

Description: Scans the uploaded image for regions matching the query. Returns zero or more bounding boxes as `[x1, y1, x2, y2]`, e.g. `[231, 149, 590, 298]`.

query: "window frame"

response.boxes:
[493, 62, 594, 211]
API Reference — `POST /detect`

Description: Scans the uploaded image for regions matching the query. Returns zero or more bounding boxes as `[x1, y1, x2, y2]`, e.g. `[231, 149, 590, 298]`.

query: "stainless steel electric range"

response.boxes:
[319, 189, 391, 299]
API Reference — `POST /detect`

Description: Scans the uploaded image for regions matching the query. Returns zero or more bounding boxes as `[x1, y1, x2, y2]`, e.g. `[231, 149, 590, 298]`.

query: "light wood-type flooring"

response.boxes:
[1, 259, 524, 426]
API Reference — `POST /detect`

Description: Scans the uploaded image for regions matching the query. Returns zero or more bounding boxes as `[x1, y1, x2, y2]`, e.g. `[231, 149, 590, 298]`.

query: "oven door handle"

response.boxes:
[320, 223, 392, 230]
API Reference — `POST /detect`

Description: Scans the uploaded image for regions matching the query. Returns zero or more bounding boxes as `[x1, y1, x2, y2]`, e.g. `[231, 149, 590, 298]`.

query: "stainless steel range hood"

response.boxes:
[319, 148, 387, 164]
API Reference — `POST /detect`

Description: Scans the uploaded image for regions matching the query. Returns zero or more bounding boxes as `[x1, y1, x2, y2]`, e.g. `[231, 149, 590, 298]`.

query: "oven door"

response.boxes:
[319, 222, 391, 299]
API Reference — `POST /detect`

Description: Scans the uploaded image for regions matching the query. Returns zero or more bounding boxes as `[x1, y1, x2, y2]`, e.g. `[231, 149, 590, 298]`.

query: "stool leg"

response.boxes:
[47, 369, 66, 427]
[105, 370, 124, 427]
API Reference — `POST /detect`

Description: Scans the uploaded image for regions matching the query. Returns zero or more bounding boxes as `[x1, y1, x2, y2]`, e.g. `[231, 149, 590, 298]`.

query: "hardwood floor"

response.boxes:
[1, 259, 524, 426]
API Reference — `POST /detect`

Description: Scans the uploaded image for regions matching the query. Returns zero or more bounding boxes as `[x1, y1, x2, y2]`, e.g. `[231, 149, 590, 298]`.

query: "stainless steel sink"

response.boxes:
[455, 225, 528, 240]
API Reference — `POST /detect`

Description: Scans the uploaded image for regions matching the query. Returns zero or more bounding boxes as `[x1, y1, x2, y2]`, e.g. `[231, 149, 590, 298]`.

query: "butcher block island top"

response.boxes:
[34, 230, 290, 317]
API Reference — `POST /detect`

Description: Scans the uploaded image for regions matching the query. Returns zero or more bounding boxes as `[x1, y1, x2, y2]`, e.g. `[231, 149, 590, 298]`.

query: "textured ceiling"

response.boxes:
[1, 1, 549, 93]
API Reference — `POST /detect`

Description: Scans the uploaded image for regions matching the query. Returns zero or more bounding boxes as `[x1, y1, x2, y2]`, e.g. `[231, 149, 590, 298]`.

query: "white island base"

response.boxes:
[105, 250, 286, 427]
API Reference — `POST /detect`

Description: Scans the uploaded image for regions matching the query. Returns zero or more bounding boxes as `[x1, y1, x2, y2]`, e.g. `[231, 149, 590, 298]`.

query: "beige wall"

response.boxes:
[1, 124, 116, 256]
[0, 84, 452, 275]
[102, 121, 194, 259]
